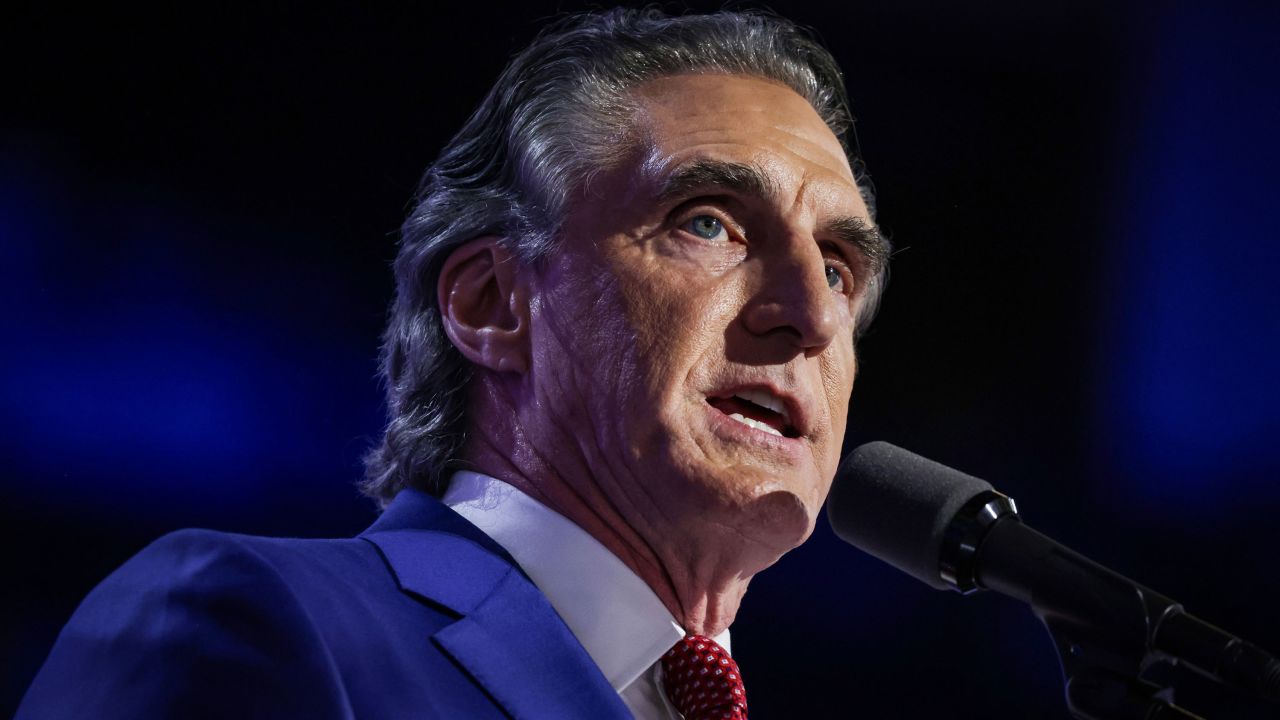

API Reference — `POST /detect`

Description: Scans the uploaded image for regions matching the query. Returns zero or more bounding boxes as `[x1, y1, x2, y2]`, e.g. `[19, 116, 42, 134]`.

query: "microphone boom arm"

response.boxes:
[979, 507, 1199, 719]
[953, 494, 1277, 719]
[826, 442, 1280, 719]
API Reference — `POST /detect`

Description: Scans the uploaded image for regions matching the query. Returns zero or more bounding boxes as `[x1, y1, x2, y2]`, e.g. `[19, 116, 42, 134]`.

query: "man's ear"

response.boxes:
[437, 236, 530, 375]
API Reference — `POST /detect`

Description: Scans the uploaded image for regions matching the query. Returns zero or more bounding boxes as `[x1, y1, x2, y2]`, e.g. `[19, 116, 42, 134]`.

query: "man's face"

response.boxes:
[524, 74, 877, 556]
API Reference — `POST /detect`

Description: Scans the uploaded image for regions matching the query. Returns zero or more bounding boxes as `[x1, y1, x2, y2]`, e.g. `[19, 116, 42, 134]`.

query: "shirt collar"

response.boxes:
[442, 471, 731, 692]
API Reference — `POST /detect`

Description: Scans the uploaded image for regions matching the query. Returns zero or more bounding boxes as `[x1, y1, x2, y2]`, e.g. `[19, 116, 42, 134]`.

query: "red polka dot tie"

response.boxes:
[660, 635, 748, 720]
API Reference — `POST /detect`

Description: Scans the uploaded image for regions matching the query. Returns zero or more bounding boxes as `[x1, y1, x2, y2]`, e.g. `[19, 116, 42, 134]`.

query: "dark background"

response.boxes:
[4, 1, 1279, 717]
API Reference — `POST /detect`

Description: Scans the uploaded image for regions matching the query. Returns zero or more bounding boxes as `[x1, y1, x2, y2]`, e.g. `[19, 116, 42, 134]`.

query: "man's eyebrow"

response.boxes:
[655, 158, 889, 274]
[654, 159, 778, 203]
[825, 215, 890, 275]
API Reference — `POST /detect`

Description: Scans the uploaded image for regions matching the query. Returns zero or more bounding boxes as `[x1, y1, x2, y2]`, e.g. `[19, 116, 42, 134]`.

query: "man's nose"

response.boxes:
[741, 238, 840, 355]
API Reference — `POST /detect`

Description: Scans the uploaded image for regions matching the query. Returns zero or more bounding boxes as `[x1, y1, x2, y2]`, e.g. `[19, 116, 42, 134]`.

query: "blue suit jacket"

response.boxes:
[18, 489, 633, 719]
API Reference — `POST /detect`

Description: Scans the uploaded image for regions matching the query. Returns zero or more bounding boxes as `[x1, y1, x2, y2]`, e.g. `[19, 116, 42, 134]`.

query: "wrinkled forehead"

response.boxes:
[628, 74, 860, 199]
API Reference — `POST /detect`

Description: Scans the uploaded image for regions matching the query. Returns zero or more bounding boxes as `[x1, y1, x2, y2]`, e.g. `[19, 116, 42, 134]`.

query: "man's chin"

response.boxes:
[672, 469, 822, 561]
[736, 487, 820, 552]
[658, 415, 827, 549]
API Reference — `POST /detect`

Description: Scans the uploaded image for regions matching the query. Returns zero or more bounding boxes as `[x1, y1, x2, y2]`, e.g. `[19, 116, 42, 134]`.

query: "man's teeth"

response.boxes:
[727, 412, 783, 437]
[732, 389, 789, 421]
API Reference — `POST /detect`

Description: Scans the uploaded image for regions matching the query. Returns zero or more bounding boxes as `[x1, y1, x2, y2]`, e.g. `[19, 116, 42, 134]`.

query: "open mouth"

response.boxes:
[706, 389, 799, 439]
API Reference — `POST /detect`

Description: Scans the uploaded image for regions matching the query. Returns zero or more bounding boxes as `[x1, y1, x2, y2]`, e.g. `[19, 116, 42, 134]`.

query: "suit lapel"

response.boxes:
[362, 491, 631, 720]
[434, 570, 632, 720]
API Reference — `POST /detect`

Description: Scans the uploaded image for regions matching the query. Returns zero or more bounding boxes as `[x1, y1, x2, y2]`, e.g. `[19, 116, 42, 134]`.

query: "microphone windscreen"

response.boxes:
[826, 441, 993, 589]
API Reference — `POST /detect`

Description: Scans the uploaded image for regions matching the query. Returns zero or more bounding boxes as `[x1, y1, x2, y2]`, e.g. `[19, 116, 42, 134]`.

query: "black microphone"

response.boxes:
[826, 441, 1280, 709]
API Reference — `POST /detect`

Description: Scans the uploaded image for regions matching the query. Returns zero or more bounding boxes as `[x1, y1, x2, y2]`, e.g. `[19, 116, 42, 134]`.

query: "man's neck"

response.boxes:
[460, 369, 815, 637]
[463, 427, 755, 638]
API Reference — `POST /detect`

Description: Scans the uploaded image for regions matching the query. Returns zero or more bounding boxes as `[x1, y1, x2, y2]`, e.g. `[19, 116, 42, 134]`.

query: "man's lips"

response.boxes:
[706, 396, 794, 437]
[704, 384, 808, 439]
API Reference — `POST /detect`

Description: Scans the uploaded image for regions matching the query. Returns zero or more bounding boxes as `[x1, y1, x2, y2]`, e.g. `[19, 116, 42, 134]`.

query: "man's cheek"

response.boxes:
[626, 278, 706, 351]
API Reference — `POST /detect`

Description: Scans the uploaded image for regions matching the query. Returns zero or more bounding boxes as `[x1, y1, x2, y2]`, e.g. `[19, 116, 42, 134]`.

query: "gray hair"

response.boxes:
[362, 7, 887, 506]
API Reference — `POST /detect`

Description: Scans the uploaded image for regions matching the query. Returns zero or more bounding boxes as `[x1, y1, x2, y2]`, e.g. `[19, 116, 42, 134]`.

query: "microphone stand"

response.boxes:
[941, 491, 1278, 720]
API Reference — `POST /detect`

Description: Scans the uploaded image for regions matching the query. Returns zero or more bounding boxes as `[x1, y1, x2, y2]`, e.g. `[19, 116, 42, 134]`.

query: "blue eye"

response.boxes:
[685, 215, 726, 241]
[825, 263, 852, 294]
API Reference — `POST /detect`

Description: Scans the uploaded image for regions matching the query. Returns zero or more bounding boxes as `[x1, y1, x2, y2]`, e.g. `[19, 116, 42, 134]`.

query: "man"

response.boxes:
[19, 8, 888, 719]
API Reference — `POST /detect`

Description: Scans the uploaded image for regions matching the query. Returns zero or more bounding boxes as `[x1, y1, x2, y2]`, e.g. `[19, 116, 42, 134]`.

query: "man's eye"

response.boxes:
[825, 262, 854, 294]
[684, 215, 727, 241]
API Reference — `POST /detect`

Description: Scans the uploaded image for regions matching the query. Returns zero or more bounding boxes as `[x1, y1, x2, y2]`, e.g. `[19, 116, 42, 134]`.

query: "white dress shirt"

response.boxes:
[443, 471, 732, 720]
